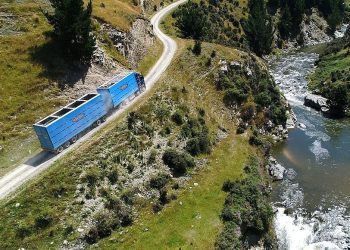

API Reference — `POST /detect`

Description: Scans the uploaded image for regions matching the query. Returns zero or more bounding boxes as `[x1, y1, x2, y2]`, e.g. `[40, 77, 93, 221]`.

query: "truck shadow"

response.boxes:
[24, 151, 55, 168]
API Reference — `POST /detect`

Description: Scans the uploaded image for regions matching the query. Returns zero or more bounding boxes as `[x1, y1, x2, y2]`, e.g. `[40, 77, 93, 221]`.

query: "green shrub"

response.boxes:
[34, 214, 53, 229]
[149, 173, 170, 189]
[82, 166, 101, 187]
[192, 40, 202, 55]
[162, 149, 195, 176]
[171, 111, 184, 125]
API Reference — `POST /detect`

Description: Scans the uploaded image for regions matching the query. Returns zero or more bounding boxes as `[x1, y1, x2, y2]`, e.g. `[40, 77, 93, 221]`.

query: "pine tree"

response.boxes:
[279, 5, 293, 39]
[45, 0, 96, 62]
[245, 0, 274, 56]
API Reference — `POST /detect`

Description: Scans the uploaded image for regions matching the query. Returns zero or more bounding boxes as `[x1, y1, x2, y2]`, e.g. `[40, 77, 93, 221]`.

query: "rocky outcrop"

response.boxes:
[101, 17, 155, 67]
[299, 8, 332, 46]
[266, 157, 286, 181]
[304, 94, 329, 111]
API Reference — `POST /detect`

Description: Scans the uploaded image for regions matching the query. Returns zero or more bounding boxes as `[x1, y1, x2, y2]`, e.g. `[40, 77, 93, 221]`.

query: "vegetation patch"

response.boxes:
[308, 32, 350, 117]
[215, 156, 276, 249]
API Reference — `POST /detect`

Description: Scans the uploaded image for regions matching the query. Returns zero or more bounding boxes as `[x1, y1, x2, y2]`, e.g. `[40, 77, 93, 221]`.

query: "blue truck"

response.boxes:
[33, 71, 145, 153]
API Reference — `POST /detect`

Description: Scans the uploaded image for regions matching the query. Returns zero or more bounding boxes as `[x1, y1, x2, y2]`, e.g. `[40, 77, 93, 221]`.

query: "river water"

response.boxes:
[268, 52, 350, 249]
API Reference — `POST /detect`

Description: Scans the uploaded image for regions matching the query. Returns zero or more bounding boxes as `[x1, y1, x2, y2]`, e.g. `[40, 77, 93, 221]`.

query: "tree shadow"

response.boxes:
[30, 31, 90, 89]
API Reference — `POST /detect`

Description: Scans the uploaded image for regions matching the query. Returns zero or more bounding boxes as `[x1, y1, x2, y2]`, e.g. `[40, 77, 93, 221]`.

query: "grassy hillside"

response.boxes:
[0, 39, 266, 249]
[0, 0, 153, 175]
[308, 33, 350, 116]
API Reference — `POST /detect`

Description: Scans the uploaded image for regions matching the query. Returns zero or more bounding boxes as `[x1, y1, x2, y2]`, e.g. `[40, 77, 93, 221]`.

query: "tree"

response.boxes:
[326, 83, 349, 117]
[279, 5, 293, 39]
[192, 40, 202, 55]
[244, 0, 274, 56]
[174, 1, 208, 39]
[45, 0, 96, 62]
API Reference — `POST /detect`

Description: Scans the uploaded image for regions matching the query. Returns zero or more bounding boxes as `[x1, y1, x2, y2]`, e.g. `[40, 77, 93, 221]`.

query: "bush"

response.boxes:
[35, 214, 53, 229]
[94, 211, 115, 238]
[221, 205, 235, 222]
[82, 166, 101, 187]
[223, 87, 247, 106]
[171, 111, 184, 125]
[159, 189, 170, 205]
[149, 173, 170, 189]
[107, 166, 118, 184]
[162, 149, 195, 176]
[192, 40, 202, 55]
[16, 224, 31, 239]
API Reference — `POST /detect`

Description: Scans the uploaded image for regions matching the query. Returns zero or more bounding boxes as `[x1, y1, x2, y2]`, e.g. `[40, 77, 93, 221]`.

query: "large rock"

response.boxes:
[267, 157, 286, 181]
[304, 94, 328, 111]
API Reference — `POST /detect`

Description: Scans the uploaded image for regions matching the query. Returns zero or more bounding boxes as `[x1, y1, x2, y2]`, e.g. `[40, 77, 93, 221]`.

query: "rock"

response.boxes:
[245, 67, 253, 77]
[267, 157, 286, 181]
[304, 94, 328, 111]
[63, 240, 68, 245]
[77, 228, 84, 233]
[220, 65, 228, 73]
[193, 183, 198, 187]
[269, 163, 286, 180]
[15, 203, 20, 208]
[298, 122, 307, 129]
[285, 168, 297, 180]
[230, 61, 241, 69]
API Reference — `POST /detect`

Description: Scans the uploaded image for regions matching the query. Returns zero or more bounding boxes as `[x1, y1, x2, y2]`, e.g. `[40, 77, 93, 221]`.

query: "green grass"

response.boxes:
[308, 48, 350, 92]
[98, 134, 250, 249]
[0, 0, 64, 175]
[90, 0, 141, 31]
[137, 39, 164, 75]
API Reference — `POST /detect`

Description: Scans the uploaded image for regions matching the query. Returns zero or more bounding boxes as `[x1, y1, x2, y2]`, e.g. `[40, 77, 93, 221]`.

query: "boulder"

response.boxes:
[298, 122, 307, 129]
[304, 94, 328, 111]
[267, 157, 286, 181]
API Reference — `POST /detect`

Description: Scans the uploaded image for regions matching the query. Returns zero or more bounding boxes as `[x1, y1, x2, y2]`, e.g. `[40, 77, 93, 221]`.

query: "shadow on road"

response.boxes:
[24, 151, 55, 167]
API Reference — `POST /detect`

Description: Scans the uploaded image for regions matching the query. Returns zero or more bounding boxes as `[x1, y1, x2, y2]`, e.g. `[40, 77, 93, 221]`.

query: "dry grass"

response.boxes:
[90, 0, 141, 31]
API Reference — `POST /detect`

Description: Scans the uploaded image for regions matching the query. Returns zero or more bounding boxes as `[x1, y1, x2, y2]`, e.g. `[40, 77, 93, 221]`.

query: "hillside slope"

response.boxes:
[0, 0, 156, 175]
[0, 38, 280, 249]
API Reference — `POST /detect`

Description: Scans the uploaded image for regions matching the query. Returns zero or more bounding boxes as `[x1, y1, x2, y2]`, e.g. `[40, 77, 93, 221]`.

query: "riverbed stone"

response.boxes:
[304, 94, 328, 111]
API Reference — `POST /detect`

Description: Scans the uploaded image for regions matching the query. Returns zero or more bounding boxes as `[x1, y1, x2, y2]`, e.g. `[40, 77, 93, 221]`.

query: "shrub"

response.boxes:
[34, 214, 53, 229]
[241, 102, 256, 122]
[85, 226, 99, 244]
[149, 173, 170, 189]
[152, 202, 163, 213]
[159, 189, 170, 205]
[171, 111, 184, 125]
[192, 40, 202, 55]
[185, 138, 201, 155]
[148, 150, 157, 165]
[221, 205, 235, 222]
[121, 189, 135, 205]
[82, 166, 101, 187]
[162, 149, 195, 176]
[94, 211, 114, 238]
[223, 87, 247, 106]
[16, 224, 31, 239]
[107, 166, 118, 184]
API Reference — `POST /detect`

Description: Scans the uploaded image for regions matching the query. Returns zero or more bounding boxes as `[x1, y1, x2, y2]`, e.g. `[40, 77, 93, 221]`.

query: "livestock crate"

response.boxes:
[97, 71, 145, 109]
[33, 93, 107, 152]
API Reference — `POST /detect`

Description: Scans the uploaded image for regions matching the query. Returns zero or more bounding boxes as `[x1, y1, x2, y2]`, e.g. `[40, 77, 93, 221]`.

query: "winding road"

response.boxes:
[0, 0, 186, 200]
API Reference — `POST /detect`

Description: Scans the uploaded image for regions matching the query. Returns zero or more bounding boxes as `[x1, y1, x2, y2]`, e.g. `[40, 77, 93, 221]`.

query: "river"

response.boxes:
[268, 51, 350, 249]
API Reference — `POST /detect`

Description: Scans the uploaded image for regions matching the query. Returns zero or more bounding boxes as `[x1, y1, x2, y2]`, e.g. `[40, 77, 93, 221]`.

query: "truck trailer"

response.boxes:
[33, 71, 146, 153]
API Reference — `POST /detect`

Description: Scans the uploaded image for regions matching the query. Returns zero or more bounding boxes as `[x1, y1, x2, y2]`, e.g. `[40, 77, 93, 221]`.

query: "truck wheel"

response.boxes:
[64, 141, 70, 148]
[56, 146, 64, 154]
[96, 120, 102, 126]
[102, 116, 107, 122]
[71, 135, 78, 143]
